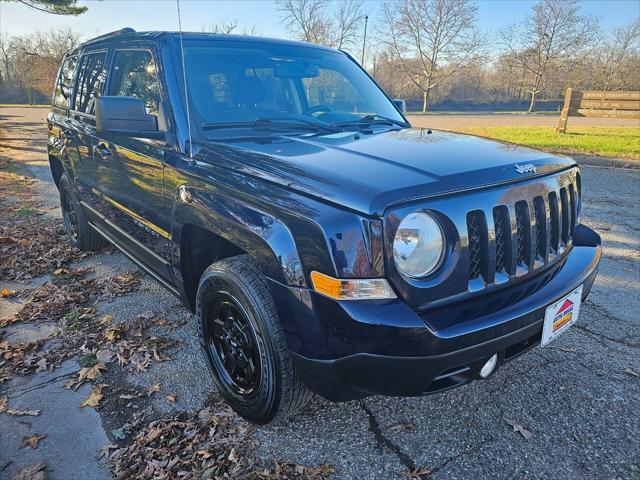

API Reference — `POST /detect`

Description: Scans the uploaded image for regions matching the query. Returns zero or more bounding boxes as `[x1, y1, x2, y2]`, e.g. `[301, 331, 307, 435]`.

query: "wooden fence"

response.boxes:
[556, 89, 640, 133]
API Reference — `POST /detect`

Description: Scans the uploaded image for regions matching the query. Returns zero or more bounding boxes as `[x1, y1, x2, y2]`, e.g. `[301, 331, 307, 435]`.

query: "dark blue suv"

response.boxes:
[47, 29, 601, 424]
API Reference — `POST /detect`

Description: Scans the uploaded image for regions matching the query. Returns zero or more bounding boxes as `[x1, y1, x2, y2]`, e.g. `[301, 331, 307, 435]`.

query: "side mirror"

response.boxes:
[95, 96, 164, 139]
[392, 99, 407, 114]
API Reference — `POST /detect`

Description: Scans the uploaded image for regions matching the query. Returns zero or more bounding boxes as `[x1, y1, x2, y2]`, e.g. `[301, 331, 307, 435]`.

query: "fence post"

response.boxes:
[556, 88, 572, 133]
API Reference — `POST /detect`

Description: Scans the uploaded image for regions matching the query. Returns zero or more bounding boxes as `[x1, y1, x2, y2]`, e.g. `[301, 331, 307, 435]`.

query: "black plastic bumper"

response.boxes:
[268, 225, 602, 402]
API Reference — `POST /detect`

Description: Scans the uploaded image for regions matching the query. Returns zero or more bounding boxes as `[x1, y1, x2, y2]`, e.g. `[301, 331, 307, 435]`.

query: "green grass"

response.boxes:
[407, 111, 558, 116]
[16, 206, 38, 217]
[454, 126, 640, 160]
[0, 103, 48, 108]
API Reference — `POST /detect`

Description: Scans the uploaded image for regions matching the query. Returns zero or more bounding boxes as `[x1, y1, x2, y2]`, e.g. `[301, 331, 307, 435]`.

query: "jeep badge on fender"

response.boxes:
[47, 28, 602, 424]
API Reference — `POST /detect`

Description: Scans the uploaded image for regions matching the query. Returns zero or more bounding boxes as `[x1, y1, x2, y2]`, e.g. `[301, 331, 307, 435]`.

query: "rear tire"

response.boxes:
[59, 174, 107, 251]
[196, 254, 311, 424]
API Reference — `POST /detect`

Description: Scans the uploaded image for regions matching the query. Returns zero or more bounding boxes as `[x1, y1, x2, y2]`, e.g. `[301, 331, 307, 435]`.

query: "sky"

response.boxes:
[1, 0, 639, 44]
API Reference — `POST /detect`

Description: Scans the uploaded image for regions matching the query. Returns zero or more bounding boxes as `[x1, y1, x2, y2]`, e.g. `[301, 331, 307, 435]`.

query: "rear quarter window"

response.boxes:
[73, 51, 108, 115]
[52, 55, 77, 110]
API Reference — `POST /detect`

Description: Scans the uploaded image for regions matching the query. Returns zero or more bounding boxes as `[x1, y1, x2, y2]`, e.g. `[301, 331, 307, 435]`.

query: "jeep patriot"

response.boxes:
[47, 28, 602, 424]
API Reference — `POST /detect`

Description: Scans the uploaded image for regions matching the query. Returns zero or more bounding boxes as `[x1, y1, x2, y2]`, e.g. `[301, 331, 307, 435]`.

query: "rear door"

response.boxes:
[48, 53, 79, 181]
[68, 49, 109, 207]
[93, 46, 174, 282]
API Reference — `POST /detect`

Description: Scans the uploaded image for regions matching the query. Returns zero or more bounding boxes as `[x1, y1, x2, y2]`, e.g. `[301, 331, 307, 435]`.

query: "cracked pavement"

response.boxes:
[1, 107, 639, 479]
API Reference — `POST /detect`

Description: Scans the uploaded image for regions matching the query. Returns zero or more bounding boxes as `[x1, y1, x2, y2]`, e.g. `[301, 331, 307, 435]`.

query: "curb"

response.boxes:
[573, 156, 639, 170]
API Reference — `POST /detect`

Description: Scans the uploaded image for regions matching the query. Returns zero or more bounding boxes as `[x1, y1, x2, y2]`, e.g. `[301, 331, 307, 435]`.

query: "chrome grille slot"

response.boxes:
[466, 210, 488, 285]
[568, 183, 577, 238]
[560, 187, 569, 244]
[533, 196, 546, 265]
[493, 206, 511, 279]
[548, 190, 560, 254]
[515, 201, 531, 271]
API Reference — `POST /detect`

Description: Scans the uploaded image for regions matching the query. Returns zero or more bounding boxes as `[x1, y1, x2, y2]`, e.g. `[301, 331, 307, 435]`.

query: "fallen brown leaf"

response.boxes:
[401, 466, 432, 478]
[104, 325, 124, 342]
[95, 349, 114, 363]
[390, 421, 416, 432]
[34, 358, 48, 373]
[65, 363, 107, 390]
[97, 443, 118, 460]
[0, 395, 40, 417]
[0, 288, 15, 298]
[80, 385, 104, 409]
[505, 418, 534, 440]
[166, 394, 176, 403]
[21, 433, 46, 449]
[146, 383, 161, 396]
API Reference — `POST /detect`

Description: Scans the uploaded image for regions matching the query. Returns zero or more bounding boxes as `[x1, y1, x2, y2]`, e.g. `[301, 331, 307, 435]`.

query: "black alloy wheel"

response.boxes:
[196, 255, 311, 424]
[205, 292, 262, 396]
[61, 187, 79, 241]
[58, 173, 107, 251]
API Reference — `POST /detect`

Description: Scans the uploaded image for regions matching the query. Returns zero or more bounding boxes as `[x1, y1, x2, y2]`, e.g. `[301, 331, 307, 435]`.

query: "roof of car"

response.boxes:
[74, 28, 336, 53]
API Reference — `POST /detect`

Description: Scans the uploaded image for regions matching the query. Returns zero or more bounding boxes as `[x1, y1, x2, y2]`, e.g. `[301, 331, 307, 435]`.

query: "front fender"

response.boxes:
[171, 185, 306, 287]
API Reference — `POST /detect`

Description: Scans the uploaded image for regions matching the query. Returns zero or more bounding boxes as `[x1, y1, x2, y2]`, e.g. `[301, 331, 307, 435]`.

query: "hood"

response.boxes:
[201, 128, 576, 216]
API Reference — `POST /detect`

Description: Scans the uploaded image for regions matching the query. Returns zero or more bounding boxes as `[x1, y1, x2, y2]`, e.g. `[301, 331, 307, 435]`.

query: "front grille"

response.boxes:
[465, 173, 579, 290]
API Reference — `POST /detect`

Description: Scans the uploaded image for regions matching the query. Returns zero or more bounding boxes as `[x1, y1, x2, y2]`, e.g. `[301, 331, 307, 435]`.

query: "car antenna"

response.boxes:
[176, 0, 193, 160]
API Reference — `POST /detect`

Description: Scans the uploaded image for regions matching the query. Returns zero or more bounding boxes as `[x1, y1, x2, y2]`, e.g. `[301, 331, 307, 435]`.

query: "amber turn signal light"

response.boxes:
[310, 271, 397, 301]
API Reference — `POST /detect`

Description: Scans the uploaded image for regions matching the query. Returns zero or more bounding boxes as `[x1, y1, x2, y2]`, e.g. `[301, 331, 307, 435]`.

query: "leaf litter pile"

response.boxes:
[0, 167, 93, 282]
[107, 396, 333, 479]
[1, 159, 333, 479]
[0, 268, 154, 384]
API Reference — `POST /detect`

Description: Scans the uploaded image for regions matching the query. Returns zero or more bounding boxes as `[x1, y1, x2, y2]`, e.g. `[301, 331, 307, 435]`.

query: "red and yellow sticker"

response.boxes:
[553, 299, 574, 332]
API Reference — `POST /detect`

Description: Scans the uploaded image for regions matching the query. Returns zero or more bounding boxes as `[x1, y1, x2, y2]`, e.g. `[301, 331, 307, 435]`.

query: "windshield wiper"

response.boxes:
[333, 114, 409, 128]
[202, 116, 340, 133]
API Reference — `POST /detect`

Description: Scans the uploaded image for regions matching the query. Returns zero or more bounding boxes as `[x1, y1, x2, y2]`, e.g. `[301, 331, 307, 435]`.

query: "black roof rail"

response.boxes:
[81, 27, 136, 46]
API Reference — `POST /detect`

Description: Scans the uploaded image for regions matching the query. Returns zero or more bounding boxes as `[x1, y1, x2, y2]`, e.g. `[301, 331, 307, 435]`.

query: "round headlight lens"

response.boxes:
[393, 212, 445, 278]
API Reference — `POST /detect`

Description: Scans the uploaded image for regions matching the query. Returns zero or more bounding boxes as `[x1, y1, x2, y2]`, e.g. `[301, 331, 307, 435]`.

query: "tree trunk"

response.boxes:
[422, 88, 431, 113]
[527, 90, 537, 113]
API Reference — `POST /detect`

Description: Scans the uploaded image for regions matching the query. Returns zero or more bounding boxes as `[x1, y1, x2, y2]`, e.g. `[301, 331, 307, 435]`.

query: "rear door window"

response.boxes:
[74, 51, 108, 115]
[53, 55, 77, 110]
[109, 50, 163, 123]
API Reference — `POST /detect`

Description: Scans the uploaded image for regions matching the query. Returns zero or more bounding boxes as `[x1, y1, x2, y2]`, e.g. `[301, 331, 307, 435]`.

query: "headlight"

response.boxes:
[393, 212, 445, 278]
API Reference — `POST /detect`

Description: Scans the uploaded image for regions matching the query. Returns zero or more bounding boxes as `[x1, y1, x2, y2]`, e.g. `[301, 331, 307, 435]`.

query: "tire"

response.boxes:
[59, 174, 107, 251]
[196, 254, 311, 424]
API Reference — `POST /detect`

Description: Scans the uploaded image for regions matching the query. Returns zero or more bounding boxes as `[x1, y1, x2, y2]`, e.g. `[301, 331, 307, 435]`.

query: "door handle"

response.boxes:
[93, 142, 112, 158]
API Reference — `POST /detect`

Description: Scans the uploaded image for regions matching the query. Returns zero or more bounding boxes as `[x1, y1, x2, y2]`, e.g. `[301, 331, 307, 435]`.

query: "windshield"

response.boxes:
[181, 40, 406, 137]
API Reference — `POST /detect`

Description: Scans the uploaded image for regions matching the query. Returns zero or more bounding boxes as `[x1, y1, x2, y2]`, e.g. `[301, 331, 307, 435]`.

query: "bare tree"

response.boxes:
[2, 0, 86, 15]
[276, 0, 364, 49]
[1, 29, 81, 103]
[204, 19, 239, 34]
[593, 20, 640, 91]
[377, 0, 485, 112]
[501, 0, 599, 112]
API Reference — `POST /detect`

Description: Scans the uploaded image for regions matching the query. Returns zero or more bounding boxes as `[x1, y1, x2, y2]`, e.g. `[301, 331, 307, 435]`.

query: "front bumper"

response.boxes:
[267, 224, 601, 402]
